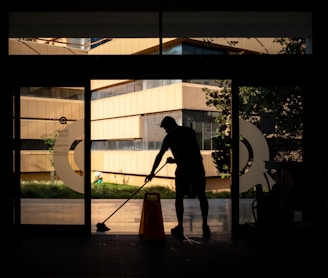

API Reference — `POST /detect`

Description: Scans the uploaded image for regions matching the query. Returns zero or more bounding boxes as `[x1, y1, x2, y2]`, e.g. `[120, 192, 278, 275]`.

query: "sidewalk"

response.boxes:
[20, 198, 255, 236]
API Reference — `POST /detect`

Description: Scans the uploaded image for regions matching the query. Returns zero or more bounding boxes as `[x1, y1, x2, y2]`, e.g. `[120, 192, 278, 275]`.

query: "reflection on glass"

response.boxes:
[20, 87, 85, 225]
[9, 37, 305, 55]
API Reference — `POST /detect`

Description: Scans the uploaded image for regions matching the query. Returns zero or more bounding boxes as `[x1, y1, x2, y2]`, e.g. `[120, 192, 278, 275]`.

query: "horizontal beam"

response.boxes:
[7, 54, 314, 86]
[9, 11, 312, 38]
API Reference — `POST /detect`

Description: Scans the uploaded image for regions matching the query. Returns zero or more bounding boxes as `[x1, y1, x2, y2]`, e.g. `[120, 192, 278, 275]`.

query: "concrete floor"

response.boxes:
[11, 198, 325, 277]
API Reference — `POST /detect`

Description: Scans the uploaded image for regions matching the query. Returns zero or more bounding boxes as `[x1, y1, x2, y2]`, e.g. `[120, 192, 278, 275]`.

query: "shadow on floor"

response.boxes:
[10, 222, 324, 277]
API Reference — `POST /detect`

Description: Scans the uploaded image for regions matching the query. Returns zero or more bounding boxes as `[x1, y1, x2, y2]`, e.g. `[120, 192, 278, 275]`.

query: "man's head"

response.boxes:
[160, 116, 177, 132]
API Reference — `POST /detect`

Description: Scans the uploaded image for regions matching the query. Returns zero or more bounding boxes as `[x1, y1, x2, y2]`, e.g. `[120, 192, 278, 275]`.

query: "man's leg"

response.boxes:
[194, 176, 211, 238]
[171, 176, 185, 237]
[175, 193, 184, 226]
[198, 194, 209, 227]
[198, 194, 211, 238]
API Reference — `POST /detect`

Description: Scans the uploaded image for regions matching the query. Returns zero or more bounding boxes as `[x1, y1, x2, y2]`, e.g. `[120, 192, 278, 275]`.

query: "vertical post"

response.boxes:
[159, 11, 163, 55]
[84, 80, 91, 234]
[231, 80, 240, 237]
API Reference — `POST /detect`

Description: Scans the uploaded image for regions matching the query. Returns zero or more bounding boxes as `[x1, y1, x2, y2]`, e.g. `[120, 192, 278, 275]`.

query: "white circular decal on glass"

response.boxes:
[53, 119, 84, 194]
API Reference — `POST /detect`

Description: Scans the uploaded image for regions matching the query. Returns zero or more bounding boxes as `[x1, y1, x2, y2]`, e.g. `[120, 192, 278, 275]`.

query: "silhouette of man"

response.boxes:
[145, 116, 211, 238]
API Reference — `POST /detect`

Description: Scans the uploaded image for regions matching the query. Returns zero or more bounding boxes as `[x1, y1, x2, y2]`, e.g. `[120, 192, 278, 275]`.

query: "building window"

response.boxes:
[92, 110, 220, 151]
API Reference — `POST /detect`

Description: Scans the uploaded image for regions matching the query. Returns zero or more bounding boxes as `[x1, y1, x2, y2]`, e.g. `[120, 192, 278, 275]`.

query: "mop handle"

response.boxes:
[101, 162, 167, 224]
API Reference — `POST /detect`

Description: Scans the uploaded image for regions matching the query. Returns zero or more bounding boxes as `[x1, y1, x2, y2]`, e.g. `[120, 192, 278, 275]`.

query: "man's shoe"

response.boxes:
[202, 225, 211, 238]
[171, 225, 184, 238]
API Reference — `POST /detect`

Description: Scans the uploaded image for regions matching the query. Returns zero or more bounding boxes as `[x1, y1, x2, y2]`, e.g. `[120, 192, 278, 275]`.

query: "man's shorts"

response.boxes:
[175, 172, 206, 197]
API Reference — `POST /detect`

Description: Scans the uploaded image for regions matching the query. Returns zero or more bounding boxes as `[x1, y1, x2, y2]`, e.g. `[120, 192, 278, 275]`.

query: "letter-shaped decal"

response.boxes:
[53, 119, 84, 194]
[239, 118, 275, 192]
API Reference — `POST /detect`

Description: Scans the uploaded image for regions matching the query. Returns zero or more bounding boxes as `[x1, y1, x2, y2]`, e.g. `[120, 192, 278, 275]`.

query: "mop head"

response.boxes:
[96, 222, 111, 232]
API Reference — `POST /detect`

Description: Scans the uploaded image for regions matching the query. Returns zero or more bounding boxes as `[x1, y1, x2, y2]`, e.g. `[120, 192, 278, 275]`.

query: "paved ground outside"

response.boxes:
[20, 198, 255, 236]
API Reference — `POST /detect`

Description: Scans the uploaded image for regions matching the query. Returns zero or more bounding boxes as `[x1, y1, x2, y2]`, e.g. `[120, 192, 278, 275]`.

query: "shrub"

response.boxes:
[20, 181, 232, 199]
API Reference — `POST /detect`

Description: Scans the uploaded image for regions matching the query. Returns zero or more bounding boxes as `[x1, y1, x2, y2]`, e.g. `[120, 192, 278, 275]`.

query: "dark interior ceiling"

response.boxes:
[9, 11, 312, 38]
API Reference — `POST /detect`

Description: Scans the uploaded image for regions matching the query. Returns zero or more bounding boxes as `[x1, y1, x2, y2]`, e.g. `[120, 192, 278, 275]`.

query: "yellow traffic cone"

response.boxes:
[139, 192, 165, 241]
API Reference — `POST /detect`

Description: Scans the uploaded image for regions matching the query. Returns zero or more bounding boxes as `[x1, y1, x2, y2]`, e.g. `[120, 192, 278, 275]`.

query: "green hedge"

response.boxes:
[20, 181, 232, 199]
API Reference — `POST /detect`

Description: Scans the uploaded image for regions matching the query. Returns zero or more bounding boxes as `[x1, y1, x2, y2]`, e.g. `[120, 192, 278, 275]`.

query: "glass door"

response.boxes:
[15, 86, 90, 233]
[237, 84, 304, 228]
